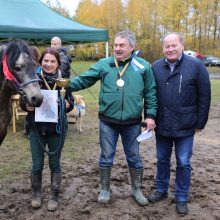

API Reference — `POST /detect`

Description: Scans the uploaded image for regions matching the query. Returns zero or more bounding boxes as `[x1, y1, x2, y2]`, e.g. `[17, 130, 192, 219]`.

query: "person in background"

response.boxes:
[20, 48, 74, 211]
[67, 30, 157, 206]
[51, 36, 72, 78]
[149, 32, 211, 215]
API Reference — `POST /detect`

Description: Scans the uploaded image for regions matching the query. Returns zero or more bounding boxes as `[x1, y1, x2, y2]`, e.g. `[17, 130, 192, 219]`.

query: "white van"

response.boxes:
[183, 50, 196, 58]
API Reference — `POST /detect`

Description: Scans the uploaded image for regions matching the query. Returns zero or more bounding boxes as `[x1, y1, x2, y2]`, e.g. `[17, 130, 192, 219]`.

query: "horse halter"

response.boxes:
[2, 55, 40, 91]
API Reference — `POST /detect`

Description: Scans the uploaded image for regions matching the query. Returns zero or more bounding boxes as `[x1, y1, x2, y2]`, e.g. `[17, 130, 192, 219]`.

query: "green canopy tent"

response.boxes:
[0, 0, 109, 55]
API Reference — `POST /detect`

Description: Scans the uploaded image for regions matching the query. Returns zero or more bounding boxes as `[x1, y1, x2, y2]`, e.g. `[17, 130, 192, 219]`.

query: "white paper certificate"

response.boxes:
[136, 129, 153, 142]
[35, 90, 58, 123]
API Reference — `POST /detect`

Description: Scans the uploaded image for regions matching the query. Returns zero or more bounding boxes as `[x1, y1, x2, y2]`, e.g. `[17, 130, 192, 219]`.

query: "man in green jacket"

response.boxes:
[68, 30, 157, 206]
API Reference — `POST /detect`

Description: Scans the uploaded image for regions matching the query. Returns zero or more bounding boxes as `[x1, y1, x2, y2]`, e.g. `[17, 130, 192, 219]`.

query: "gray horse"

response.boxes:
[0, 41, 43, 145]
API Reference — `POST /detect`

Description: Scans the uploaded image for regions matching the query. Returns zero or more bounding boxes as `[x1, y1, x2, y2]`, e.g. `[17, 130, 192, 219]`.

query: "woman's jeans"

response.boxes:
[155, 133, 194, 202]
[29, 129, 62, 174]
[99, 120, 143, 169]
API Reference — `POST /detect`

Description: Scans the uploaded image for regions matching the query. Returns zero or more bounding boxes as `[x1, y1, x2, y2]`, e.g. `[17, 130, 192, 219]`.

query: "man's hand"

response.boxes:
[145, 118, 156, 130]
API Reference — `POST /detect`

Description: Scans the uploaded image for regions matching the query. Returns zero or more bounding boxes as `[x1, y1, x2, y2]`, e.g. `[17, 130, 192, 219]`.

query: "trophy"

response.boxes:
[55, 78, 70, 97]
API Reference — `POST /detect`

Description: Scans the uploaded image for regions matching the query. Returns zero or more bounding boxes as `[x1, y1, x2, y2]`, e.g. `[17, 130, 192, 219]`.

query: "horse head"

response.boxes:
[1, 41, 43, 107]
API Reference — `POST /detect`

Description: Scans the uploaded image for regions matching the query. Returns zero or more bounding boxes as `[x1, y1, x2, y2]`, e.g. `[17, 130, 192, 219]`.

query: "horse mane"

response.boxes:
[0, 40, 35, 92]
[0, 44, 5, 61]
[2, 40, 32, 69]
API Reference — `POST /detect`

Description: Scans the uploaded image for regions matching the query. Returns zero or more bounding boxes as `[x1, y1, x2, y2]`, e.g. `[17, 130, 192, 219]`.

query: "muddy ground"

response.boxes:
[0, 103, 219, 220]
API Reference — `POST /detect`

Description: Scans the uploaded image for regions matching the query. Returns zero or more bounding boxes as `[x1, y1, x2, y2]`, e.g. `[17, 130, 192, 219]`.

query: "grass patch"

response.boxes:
[211, 80, 220, 105]
[70, 61, 99, 104]
[71, 60, 96, 74]
[0, 119, 31, 180]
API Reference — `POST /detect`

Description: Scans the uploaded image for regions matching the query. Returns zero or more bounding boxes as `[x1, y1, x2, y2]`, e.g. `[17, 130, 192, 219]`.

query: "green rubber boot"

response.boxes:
[129, 168, 148, 206]
[47, 172, 61, 211]
[98, 167, 111, 204]
[31, 172, 42, 209]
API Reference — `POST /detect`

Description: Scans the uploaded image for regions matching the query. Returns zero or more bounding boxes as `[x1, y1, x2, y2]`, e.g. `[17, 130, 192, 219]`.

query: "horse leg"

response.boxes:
[0, 130, 7, 146]
[0, 109, 11, 146]
[0, 110, 10, 146]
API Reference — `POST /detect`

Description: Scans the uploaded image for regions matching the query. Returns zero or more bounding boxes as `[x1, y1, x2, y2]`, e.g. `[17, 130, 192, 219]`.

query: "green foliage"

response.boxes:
[74, 43, 105, 61]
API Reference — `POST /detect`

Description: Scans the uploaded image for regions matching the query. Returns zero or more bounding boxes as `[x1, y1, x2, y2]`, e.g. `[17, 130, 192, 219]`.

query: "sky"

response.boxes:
[40, 0, 127, 16]
[40, 0, 81, 16]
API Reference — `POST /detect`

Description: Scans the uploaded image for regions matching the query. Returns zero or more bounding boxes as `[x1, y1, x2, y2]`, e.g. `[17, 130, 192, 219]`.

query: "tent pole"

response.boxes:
[105, 42, 109, 58]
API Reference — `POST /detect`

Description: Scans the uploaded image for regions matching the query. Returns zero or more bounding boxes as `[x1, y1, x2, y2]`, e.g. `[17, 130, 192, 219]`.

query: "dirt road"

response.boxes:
[0, 104, 219, 220]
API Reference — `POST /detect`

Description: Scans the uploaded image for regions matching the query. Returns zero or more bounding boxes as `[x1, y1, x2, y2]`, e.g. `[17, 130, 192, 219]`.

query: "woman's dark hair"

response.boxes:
[39, 47, 61, 66]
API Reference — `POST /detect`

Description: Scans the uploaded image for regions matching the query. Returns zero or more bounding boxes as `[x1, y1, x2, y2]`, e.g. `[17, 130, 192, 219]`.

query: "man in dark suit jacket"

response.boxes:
[149, 32, 211, 215]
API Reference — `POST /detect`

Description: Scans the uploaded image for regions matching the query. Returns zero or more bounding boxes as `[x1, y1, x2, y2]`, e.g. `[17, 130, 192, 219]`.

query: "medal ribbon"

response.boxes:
[41, 69, 57, 90]
[114, 58, 130, 79]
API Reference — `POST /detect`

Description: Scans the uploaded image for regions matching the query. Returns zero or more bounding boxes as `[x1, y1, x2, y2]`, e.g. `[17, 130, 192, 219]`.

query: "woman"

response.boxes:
[20, 48, 74, 211]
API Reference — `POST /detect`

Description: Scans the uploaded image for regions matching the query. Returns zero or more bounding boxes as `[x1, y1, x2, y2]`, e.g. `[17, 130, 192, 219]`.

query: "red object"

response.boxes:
[195, 52, 204, 59]
[2, 56, 18, 83]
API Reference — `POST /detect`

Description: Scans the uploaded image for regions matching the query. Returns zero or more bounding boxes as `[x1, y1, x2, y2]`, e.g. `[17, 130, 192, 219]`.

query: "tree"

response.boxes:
[72, 0, 220, 59]
[44, 0, 71, 18]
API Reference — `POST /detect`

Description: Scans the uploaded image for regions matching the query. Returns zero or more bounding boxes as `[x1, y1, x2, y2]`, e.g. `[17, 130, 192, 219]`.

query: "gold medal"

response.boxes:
[114, 58, 130, 88]
[116, 79, 125, 87]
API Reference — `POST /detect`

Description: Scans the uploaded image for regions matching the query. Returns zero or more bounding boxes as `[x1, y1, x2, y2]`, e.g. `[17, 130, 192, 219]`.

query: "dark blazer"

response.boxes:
[152, 53, 211, 137]
[58, 48, 72, 79]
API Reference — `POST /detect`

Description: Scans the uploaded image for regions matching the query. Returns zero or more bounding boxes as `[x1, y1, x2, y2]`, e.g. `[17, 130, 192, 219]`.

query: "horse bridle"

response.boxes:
[2, 55, 41, 92]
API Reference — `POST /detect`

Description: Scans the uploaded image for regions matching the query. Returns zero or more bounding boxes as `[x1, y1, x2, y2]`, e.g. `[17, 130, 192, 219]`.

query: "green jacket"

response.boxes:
[69, 55, 157, 125]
